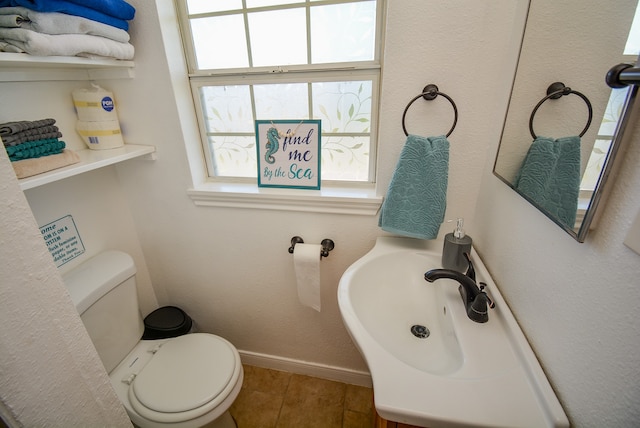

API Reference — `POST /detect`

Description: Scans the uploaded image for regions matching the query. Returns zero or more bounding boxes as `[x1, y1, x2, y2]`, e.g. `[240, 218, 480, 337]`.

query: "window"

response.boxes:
[176, 0, 383, 184]
[580, 2, 640, 193]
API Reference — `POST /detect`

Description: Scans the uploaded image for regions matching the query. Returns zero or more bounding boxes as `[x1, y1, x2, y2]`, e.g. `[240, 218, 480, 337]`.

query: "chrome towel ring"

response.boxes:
[402, 84, 458, 137]
[529, 82, 593, 139]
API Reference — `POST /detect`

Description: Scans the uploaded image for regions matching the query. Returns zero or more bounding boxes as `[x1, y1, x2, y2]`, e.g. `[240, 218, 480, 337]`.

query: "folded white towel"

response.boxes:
[0, 27, 133, 59]
[0, 6, 129, 43]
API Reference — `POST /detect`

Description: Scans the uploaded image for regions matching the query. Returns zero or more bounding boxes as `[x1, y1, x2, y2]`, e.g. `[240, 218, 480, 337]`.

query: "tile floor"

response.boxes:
[229, 365, 373, 428]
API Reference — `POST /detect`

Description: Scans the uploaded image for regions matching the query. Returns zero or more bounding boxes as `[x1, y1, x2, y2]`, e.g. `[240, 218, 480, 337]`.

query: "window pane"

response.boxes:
[192, 15, 248, 69]
[322, 136, 369, 181]
[246, 0, 299, 7]
[625, 1, 640, 55]
[311, 2, 376, 63]
[313, 81, 372, 133]
[249, 9, 307, 67]
[187, 0, 242, 14]
[208, 136, 257, 178]
[598, 87, 629, 137]
[580, 139, 612, 191]
[254, 83, 309, 119]
[199, 86, 254, 133]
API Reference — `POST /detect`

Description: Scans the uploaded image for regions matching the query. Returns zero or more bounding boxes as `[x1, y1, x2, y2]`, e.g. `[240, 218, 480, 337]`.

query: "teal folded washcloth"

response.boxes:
[379, 134, 449, 239]
[5, 138, 65, 161]
[514, 136, 581, 229]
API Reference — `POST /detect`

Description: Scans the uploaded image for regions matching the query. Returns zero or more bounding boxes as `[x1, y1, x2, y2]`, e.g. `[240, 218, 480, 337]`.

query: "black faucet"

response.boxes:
[424, 253, 494, 323]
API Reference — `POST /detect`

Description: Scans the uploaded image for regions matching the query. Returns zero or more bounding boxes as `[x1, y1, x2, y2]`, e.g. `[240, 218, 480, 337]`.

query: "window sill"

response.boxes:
[187, 182, 382, 215]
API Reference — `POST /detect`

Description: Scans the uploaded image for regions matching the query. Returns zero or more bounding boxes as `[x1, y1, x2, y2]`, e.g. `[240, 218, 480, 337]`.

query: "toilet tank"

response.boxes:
[63, 251, 145, 373]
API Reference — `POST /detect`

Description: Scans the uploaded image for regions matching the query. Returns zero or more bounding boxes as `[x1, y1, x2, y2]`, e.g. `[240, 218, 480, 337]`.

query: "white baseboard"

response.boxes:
[238, 350, 372, 388]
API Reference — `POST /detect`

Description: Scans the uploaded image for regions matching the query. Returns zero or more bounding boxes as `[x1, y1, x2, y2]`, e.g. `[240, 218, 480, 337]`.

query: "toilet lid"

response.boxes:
[132, 333, 236, 413]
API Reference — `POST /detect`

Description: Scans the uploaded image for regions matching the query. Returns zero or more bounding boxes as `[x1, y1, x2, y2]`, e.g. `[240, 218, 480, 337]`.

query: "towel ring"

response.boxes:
[529, 82, 593, 139]
[402, 84, 458, 137]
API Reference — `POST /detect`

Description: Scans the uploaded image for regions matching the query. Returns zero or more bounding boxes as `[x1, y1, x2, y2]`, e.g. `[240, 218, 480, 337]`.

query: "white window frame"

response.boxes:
[174, 0, 385, 214]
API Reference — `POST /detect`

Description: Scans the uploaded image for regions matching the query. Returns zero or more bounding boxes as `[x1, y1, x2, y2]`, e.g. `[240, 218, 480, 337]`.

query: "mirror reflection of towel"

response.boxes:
[379, 134, 449, 239]
[514, 136, 581, 229]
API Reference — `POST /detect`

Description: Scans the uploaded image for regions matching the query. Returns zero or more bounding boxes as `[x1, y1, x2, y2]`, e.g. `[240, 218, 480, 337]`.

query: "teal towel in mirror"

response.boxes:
[378, 134, 449, 239]
[514, 136, 580, 229]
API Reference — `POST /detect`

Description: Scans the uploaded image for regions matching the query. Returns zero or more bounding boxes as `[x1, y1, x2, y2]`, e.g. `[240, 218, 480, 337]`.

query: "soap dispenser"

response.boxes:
[442, 218, 472, 273]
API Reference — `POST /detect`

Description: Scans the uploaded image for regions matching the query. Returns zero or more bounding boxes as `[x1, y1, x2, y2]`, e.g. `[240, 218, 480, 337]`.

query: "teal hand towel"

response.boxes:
[378, 134, 449, 239]
[514, 136, 581, 229]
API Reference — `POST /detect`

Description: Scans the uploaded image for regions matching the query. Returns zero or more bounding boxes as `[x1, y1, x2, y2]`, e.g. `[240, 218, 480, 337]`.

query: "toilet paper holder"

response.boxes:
[288, 236, 335, 258]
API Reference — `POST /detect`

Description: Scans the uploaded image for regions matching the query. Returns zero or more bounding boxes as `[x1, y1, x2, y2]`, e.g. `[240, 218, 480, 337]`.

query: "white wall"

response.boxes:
[111, 0, 527, 375]
[1, 0, 637, 426]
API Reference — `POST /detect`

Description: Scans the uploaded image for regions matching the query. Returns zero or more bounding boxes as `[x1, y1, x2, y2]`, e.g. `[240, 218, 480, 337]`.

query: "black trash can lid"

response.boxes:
[142, 306, 192, 340]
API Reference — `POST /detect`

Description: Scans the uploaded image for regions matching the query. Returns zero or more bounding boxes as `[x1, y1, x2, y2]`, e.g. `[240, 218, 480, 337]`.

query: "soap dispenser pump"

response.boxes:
[442, 218, 472, 273]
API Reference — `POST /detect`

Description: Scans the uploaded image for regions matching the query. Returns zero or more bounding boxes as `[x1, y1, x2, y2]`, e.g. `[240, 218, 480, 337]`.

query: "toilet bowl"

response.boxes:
[63, 251, 243, 428]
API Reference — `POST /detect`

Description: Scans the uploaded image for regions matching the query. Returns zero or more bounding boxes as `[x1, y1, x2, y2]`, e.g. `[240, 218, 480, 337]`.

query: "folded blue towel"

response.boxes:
[0, 0, 134, 30]
[514, 136, 581, 229]
[379, 134, 449, 239]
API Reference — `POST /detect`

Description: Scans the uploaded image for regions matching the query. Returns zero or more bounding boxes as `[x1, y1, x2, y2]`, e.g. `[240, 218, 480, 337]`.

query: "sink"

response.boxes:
[338, 237, 569, 428]
[346, 250, 463, 375]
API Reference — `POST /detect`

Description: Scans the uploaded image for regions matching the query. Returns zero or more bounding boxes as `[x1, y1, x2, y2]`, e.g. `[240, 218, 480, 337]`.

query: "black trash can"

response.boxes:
[142, 306, 193, 340]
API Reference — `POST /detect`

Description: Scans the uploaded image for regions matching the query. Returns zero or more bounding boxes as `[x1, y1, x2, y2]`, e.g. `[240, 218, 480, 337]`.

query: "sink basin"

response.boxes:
[347, 250, 463, 375]
[338, 237, 569, 428]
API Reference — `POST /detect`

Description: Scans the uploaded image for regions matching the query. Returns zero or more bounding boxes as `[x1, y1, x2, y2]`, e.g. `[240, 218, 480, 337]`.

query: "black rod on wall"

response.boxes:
[606, 63, 640, 88]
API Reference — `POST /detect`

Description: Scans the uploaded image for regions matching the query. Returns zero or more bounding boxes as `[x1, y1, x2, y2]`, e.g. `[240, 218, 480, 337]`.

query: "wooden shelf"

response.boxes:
[19, 144, 155, 190]
[0, 53, 135, 81]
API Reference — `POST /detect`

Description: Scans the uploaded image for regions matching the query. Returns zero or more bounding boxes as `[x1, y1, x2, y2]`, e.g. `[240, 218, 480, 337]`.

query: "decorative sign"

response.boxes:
[256, 119, 321, 189]
[39, 215, 85, 267]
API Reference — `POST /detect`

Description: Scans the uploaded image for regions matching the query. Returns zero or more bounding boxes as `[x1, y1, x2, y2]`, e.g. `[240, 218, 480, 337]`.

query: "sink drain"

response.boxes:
[410, 324, 430, 338]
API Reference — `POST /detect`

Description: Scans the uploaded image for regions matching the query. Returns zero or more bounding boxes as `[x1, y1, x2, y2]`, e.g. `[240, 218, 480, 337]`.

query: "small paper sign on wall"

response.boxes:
[39, 214, 85, 268]
[256, 120, 321, 190]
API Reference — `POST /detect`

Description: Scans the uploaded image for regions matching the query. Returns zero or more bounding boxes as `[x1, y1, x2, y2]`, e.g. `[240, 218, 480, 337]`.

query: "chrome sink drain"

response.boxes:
[410, 324, 430, 338]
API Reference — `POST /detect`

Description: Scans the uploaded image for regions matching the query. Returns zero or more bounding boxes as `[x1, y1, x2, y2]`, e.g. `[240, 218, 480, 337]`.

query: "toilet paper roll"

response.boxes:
[76, 120, 124, 150]
[72, 85, 119, 122]
[293, 244, 321, 312]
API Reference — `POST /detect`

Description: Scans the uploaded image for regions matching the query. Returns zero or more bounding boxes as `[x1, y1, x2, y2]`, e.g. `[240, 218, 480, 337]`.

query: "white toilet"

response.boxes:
[62, 251, 244, 428]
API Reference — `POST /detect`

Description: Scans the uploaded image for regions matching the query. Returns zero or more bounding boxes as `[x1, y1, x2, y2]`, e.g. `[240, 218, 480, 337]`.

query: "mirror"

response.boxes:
[493, 0, 640, 242]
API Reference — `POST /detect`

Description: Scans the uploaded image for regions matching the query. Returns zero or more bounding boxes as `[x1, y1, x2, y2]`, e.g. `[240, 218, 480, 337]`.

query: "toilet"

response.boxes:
[62, 251, 243, 428]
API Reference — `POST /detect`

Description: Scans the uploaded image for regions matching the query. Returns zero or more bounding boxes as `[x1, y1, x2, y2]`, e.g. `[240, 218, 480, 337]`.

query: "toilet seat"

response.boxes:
[127, 333, 241, 424]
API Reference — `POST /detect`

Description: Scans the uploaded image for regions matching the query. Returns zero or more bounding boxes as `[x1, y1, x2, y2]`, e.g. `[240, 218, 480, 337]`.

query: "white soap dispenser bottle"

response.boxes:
[442, 218, 472, 273]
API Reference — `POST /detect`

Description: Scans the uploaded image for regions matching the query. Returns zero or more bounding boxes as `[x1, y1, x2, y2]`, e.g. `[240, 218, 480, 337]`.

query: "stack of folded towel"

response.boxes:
[1, 118, 79, 178]
[0, 0, 135, 60]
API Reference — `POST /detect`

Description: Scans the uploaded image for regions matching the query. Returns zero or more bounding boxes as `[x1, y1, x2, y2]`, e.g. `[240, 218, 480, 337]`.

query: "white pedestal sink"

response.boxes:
[338, 236, 569, 428]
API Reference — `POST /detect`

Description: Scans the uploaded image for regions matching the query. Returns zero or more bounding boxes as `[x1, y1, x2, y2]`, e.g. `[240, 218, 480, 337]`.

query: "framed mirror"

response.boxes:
[493, 0, 640, 242]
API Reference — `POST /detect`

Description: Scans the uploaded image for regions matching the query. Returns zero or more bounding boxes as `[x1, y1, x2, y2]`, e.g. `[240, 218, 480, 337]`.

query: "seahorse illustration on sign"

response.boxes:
[265, 127, 280, 164]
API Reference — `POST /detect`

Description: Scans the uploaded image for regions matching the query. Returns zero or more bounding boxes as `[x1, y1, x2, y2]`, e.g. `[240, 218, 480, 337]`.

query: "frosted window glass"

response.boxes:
[254, 83, 309, 119]
[322, 136, 369, 181]
[186, 0, 242, 14]
[192, 15, 248, 69]
[249, 9, 307, 67]
[311, 2, 376, 63]
[199, 86, 254, 133]
[208, 136, 257, 178]
[312, 81, 372, 133]
[597, 88, 629, 136]
[580, 139, 612, 191]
